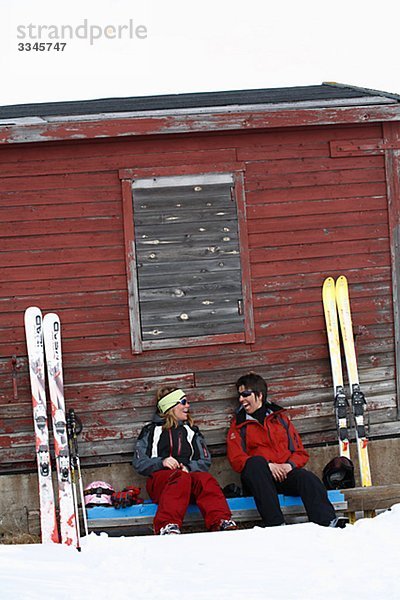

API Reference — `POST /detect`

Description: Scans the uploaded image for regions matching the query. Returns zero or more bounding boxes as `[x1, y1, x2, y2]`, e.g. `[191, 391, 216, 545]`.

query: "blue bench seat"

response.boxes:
[87, 491, 347, 532]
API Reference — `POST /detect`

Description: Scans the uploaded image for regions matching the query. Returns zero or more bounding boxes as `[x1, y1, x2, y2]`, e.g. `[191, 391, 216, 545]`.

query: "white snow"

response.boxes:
[1, 505, 400, 600]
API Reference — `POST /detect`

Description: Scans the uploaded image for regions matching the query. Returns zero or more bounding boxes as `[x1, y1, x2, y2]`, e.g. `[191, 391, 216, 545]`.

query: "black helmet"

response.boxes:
[222, 483, 243, 498]
[322, 456, 355, 489]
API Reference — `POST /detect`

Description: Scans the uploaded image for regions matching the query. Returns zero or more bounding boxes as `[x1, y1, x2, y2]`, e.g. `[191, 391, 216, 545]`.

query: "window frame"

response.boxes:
[120, 169, 254, 354]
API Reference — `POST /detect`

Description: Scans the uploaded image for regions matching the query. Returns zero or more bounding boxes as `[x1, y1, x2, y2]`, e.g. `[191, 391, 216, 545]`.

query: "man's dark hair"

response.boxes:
[235, 372, 268, 403]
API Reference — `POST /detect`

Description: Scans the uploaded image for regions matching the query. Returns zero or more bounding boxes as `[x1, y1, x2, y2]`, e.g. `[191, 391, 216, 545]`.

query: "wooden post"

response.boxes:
[384, 123, 400, 419]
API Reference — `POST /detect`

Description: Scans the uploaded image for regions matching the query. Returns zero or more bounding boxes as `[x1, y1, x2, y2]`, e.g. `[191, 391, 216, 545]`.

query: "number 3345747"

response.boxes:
[18, 42, 67, 51]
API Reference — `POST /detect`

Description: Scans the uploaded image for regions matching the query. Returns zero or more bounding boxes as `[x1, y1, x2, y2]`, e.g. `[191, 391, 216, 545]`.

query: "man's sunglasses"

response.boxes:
[238, 390, 254, 398]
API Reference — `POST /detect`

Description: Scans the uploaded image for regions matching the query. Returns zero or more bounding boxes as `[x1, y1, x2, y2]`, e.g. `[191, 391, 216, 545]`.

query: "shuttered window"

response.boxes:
[122, 172, 254, 352]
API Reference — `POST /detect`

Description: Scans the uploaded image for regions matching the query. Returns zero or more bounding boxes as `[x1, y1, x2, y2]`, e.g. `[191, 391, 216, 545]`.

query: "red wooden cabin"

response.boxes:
[1, 83, 400, 502]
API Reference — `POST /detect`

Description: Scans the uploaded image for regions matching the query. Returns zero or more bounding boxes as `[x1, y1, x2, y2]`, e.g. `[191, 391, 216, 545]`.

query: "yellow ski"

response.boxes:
[336, 275, 372, 487]
[322, 278, 351, 460]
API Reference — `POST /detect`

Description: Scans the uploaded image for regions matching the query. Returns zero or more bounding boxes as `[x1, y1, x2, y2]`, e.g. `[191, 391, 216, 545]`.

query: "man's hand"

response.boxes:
[269, 462, 292, 482]
[162, 457, 180, 470]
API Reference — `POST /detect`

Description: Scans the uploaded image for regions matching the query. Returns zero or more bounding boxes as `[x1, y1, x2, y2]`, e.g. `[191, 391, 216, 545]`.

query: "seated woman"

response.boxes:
[227, 372, 346, 528]
[133, 386, 237, 535]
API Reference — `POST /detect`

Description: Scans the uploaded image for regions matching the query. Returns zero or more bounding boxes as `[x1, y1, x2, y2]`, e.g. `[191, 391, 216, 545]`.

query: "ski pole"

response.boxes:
[67, 409, 88, 536]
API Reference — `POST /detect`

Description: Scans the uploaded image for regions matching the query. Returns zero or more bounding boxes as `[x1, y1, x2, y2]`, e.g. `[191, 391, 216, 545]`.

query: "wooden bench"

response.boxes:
[26, 484, 400, 536]
[87, 490, 348, 535]
[340, 483, 400, 519]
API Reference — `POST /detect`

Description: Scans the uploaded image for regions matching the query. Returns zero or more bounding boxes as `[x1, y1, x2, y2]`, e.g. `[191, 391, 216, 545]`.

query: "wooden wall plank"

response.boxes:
[247, 182, 387, 204]
[0, 149, 237, 178]
[1, 201, 121, 223]
[247, 196, 387, 221]
[0, 123, 382, 164]
[0, 187, 119, 204]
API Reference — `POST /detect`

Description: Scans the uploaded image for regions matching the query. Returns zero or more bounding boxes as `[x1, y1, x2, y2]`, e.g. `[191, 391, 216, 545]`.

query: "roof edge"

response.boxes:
[323, 81, 400, 102]
[2, 102, 400, 145]
[2, 83, 400, 121]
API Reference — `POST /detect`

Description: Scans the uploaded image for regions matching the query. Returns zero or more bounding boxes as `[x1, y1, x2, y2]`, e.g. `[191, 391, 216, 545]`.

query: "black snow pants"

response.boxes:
[241, 455, 336, 527]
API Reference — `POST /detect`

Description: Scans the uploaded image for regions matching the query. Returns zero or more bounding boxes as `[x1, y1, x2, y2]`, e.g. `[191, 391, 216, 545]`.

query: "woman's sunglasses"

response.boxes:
[179, 397, 188, 405]
[238, 390, 254, 398]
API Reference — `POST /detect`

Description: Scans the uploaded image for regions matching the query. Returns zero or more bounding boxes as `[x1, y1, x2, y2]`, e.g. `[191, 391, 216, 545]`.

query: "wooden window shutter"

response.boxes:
[130, 173, 250, 350]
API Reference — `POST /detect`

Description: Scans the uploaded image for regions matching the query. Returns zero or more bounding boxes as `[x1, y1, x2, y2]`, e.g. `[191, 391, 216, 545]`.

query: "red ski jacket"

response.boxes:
[227, 404, 309, 473]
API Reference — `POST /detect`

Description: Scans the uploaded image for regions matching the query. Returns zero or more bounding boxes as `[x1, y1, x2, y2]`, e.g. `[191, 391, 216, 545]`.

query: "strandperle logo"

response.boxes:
[16, 19, 148, 46]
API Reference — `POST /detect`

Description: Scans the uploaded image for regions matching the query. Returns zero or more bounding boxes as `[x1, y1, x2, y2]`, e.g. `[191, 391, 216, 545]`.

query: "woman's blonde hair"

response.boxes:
[156, 386, 194, 429]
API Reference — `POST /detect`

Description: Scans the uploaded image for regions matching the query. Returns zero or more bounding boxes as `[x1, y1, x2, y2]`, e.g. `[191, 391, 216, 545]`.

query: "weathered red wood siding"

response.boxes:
[0, 122, 397, 472]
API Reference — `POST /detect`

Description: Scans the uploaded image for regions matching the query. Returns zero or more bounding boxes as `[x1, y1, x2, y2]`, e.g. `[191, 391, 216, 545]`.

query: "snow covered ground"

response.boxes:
[1, 505, 400, 600]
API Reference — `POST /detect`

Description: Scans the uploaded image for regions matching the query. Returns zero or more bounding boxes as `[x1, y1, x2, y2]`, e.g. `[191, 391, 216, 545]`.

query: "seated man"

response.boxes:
[227, 372, 345, 528]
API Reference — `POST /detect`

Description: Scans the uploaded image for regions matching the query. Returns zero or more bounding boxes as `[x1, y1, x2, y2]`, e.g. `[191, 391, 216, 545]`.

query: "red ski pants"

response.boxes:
[146, 469, 232, 533]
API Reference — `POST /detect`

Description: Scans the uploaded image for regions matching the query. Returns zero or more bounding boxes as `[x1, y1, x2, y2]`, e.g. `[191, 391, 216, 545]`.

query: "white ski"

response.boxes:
[24, 307, 59, 544]
[43, 313, 80, 548]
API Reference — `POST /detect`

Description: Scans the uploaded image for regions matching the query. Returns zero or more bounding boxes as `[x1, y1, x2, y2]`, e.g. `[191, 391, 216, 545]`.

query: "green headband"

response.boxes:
[157, 389, 186, 414]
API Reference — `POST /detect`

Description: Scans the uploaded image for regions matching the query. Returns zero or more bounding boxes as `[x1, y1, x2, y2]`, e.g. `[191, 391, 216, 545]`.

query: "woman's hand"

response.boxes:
[269, 462, 292, 482]
[162, 457, 180, 470]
